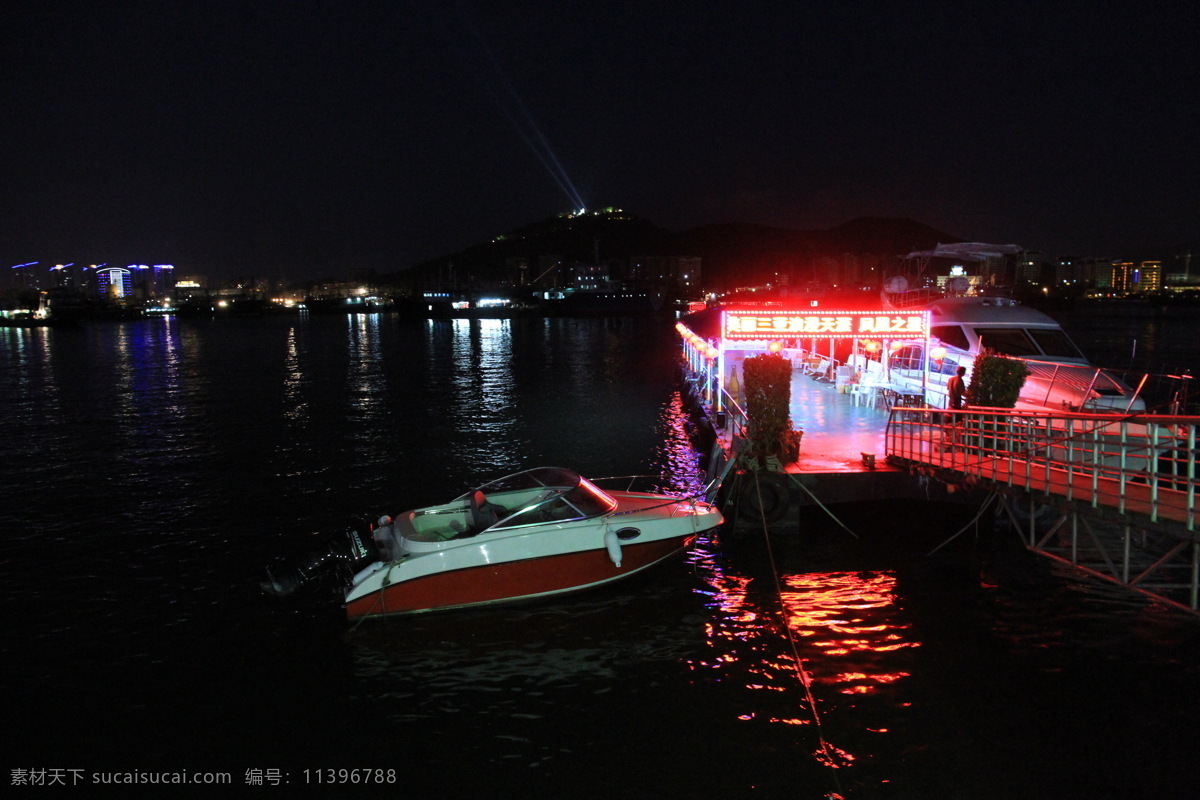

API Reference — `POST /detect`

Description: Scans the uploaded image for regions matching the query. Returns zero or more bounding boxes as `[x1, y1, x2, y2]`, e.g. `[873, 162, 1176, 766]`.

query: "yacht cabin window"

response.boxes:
[892, 344, 964, 376]
[930, 324, 970, 351]
[973, 328, 1040, 357]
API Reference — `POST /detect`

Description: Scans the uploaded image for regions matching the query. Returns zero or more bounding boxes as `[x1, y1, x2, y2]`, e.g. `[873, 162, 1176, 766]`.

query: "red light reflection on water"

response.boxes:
[691, 567, 917, 691]
[778, 571, 918, 694]
[659, 395, 922, 775]
[688, 559, 921, 771]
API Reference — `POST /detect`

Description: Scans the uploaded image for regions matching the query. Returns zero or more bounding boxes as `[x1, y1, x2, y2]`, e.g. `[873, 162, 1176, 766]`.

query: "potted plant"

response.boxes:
[742, 353, 800, 468]
[966, 350, 1030, 408]
[965, 350, 1031, 452]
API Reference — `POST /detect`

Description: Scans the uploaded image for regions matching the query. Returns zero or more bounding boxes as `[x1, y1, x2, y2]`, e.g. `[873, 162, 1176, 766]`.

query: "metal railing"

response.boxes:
[720, 389, 750, 440]
[885, 406, 1198, 530]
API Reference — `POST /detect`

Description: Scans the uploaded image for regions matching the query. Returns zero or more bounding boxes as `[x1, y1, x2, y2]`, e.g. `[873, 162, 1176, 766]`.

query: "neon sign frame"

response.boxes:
[722, 309, 929, 341]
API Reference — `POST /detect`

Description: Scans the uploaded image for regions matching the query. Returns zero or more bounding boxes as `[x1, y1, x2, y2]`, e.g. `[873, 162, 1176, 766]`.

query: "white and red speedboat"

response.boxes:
[264, 467, 722, 619]
[345, 467, 721, 619]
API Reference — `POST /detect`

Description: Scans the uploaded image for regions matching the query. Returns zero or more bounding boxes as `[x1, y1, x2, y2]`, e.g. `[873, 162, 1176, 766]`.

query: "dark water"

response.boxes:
[3, 313, 1199, 798]
[1050, 304, 1199, 411]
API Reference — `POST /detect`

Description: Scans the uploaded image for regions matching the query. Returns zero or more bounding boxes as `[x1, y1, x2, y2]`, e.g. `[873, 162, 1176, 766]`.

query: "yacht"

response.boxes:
[882, 294, 1145, 413]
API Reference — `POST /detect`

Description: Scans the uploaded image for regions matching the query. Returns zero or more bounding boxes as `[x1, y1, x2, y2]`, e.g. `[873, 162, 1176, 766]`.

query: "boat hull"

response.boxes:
[345, 532, 697, 619]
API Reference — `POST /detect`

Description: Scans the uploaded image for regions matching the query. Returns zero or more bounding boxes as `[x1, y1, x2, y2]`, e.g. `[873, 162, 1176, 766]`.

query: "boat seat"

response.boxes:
[468, 490, 500, 533]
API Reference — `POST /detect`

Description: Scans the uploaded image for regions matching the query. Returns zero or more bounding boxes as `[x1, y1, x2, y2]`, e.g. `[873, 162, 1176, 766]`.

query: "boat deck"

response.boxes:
[715, 368, 900, 475]
[704, 367, 949, 513]
[786, 370, 895, 473]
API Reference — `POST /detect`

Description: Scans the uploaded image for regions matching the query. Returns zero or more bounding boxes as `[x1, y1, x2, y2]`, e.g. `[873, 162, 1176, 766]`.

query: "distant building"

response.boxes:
[625, 256, 703, 294]
[95, 266, 133, 299]
[506, 257, 531, 287]
[4, 262, 46, 294]
[1111, 260, 1161, 293]
[1053, 257, 1076, 286]
[1137, 261, 1162, 292]
[127, 264, 176, 300]
[1016, 252, 1046, 284]
[571, 263, 612, 291]
[1078, 258, 1113, 289]
[675, 257, 703, 294]
[173, 276, 208, 304]
[48, 263, 83, 291]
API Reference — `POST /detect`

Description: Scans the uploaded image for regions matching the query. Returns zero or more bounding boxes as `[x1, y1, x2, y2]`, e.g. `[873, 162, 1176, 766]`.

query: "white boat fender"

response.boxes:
[603, 529, 622, 568]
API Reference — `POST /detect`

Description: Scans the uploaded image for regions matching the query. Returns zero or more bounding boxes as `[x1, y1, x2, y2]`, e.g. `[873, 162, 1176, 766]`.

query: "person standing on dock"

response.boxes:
[947, 366, 967, 410]
[943, 365, 968, 451]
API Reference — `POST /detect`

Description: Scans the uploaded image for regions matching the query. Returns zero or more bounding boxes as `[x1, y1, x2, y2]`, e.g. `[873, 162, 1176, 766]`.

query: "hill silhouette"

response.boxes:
[669, 217, 962, 288]
[402, 212, 961, 290]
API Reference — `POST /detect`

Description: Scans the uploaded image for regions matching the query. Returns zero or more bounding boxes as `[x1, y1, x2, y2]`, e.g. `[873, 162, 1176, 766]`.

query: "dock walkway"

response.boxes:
[784, 369, 892, 474]
[711, 367, 893, 473]
[678, 310, 1200, 611]
[705, 367, 945, 512]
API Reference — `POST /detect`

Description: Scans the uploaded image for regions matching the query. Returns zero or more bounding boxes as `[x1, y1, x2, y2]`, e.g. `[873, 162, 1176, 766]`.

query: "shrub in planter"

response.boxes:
[966, 350, 1030, 408]
[742, 353, 797, 465]
[964, 350, 1031, 453]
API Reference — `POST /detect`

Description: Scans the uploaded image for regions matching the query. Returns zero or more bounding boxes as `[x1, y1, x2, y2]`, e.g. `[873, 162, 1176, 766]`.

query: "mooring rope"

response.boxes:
[926, 490, 999, 556]
[749, 470, 845, 797]
[780, 469, 860, 540]
[347, 589, 384, 634]
[346, 563, 400, 633]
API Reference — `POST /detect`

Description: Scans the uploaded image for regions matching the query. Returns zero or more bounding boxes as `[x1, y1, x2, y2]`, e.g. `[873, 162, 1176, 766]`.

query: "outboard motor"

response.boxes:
[261, 518, 381, 596]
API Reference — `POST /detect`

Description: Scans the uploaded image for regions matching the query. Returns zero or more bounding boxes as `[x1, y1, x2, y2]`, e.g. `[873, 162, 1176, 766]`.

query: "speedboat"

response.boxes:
[263, 467, 722, 619]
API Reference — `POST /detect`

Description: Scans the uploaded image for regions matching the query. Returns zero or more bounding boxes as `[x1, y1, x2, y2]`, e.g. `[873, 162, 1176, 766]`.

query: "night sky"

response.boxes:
[4, 1, 1197, 279]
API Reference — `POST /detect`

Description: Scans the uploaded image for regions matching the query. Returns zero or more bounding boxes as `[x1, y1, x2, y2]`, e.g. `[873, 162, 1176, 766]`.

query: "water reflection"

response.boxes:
[778, 571, 917, 692]
[282, 325, 308, 426]
[438, 318, 521, 476]
[346, 313, 385, 423]
[688, 532, 921, 774]
[645, 391, 708, 497]
[1, 326, 57, 422]
[103, 321, 192, 453]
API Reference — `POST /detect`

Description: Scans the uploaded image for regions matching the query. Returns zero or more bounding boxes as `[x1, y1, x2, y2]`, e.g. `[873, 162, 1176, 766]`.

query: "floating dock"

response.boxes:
[678, 302, 960, 527]
[682, 332, 1200, 611]
[692, 365, 956, 528]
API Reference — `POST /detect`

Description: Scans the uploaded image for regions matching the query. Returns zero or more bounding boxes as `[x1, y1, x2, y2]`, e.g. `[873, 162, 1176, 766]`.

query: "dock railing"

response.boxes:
[720, 389, 749, 441]
[885, 406, 1198, 531]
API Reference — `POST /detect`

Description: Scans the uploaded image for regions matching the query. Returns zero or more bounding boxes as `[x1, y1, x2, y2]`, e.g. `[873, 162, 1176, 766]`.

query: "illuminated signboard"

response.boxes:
[723, 309, 929, 341]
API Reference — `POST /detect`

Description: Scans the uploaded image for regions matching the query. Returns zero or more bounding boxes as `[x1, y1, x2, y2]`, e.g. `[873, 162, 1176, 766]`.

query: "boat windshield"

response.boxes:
[930, 324, 970, 351]
[490, 473, 617, 528]
[973, 327, 1041, 357]
[1027, 329, 1086, 359]
[473, 467, 582, 495]
[974, 326, 1086, 360]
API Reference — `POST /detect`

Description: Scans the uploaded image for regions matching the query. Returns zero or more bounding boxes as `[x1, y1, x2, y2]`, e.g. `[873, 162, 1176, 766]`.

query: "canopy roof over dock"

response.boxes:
[903, 242, 1023, 261]
[678, 299, 933, 413]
